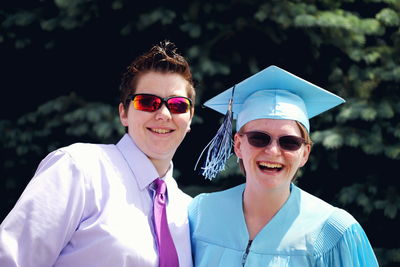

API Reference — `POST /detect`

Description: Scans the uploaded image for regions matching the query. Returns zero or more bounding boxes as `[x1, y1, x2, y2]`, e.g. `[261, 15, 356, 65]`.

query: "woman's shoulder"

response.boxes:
[315, 207, 358, 247]
[325, 208, 358, 229]
[295, 185, 357, 230]
[191, 183, 245, 205]
[295, 185, 334, 210]
[188, 183, 245, 220]
[312, 208, 378, 265]
[299, 191, 361, 256]
[288, 186, 375, 264]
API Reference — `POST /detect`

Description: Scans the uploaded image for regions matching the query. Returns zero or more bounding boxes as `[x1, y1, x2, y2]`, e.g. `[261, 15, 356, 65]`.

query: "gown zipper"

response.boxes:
[241, 240, 253, 267]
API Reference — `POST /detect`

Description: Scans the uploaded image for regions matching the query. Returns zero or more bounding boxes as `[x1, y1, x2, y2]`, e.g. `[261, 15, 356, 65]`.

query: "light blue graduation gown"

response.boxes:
[189, 183, 378, 267]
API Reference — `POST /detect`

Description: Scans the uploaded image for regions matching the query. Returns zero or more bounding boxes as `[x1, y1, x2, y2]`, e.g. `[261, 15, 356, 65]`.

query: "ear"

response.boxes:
[119, 103, 129, 127]
[299, 144, 311, 167]
[186, 108, 194, 132]
[234, 133, 243, 159]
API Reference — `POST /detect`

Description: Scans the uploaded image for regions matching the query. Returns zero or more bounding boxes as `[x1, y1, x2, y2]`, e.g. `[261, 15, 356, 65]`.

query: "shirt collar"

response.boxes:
[148, 164, 177, 198]
[116, 133, 173, 191]
[163, 163, 179, 197]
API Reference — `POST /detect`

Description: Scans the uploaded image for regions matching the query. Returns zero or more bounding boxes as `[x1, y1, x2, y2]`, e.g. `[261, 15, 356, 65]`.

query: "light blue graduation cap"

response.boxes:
[195, 65, 345, 180]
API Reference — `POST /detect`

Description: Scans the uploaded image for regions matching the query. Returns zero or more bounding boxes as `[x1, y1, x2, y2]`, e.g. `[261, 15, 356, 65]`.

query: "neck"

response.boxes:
[242, 184, 290, 240]
[151, 158, 171, 178]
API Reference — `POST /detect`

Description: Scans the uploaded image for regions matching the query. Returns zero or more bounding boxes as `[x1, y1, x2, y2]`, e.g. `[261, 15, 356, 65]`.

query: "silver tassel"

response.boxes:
[194, 86, 235, 180]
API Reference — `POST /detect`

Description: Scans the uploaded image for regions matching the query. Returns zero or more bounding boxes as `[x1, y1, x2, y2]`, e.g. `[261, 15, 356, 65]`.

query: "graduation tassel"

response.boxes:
[194, 86, 235, 180]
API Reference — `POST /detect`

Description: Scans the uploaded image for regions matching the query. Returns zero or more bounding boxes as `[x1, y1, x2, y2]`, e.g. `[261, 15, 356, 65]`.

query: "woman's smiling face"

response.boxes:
[234, 118, 311, 193]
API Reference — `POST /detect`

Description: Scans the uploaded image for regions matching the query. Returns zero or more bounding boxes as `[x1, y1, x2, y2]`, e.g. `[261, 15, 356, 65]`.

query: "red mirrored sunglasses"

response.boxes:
[128, 94, 192, 114]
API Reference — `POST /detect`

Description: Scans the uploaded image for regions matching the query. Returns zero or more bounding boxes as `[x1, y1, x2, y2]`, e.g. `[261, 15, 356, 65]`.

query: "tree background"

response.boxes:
[1, 0, 399, 265]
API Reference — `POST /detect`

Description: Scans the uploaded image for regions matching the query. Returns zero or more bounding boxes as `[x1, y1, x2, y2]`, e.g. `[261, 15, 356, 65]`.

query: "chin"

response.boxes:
[257, 176, 290, 190]
[148, 147, 176, 159]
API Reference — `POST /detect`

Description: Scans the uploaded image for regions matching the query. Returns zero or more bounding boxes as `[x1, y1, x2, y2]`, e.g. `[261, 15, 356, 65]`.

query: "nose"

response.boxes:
[264, 139, 281, 154]
[155, 103, 172, 120]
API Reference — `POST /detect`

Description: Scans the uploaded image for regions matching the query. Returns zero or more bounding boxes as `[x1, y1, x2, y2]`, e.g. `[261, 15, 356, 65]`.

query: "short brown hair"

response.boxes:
[237, 121, 313, 180]
[119, 40, 195, 110]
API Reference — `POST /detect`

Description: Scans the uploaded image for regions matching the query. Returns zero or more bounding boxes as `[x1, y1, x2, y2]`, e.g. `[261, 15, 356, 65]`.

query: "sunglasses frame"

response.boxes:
[128, 93, 193, 114]
[238, 131, 307, 151]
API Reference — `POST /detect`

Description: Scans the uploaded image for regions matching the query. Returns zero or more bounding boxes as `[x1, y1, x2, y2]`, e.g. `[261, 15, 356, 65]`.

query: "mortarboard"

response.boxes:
[195, 65, 345, 179]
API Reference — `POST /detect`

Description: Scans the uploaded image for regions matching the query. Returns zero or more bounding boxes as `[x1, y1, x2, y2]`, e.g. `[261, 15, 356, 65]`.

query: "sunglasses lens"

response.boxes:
[246, 132, 271, 148]
[167, 97, 191, 114]
[243, 131, 305, 151]
[279, 136, 303, 151]
[133, 95, 161, 112]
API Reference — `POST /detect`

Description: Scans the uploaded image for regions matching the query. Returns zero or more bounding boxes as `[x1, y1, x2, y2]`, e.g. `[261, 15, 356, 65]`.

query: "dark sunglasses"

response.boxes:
[128, 94, 192, 114]
[239, 131, 306, 151]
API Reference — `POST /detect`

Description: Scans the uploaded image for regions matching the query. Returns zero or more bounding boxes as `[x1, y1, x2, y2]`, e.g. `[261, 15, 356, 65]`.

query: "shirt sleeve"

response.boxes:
[314, 221, 379, 267]
[0, 149, 87, 267]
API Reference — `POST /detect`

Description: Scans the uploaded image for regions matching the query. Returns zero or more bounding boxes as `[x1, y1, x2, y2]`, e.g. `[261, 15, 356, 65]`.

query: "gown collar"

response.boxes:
[234, 183, 301, 250]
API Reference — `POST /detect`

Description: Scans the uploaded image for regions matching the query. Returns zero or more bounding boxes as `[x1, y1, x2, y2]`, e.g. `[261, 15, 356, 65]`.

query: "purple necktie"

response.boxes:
[153, 178, 179, 267]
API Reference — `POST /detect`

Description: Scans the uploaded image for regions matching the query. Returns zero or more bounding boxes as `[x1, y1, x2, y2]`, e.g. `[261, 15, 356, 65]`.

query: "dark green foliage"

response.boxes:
[1, 0, 399, 265]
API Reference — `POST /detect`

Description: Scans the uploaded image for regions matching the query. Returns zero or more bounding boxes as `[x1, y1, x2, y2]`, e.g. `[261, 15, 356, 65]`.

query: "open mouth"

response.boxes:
[149, 128, 174, 134]
[258, 162, 283, 172]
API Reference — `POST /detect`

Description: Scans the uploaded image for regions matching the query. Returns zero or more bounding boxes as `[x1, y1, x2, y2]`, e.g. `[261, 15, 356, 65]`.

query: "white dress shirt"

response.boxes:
[0, 134, 193, 267]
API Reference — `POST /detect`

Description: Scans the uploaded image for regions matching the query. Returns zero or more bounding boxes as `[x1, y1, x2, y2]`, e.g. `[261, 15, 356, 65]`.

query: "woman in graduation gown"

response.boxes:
[189, 65, 379, 266]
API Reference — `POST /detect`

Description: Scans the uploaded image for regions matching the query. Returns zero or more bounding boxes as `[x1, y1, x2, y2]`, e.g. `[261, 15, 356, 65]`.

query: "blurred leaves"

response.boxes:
[338, 183, 400, 219]
[137, 8, 176, 30]
[376, 8, 400, 26]
[1, 93, 124, 191]
[375, 248, 400, 266]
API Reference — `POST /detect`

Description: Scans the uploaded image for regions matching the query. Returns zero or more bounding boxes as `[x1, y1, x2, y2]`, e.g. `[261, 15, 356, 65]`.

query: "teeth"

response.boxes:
[152, 128, 172, 134]
[259, 162, 282, 168]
